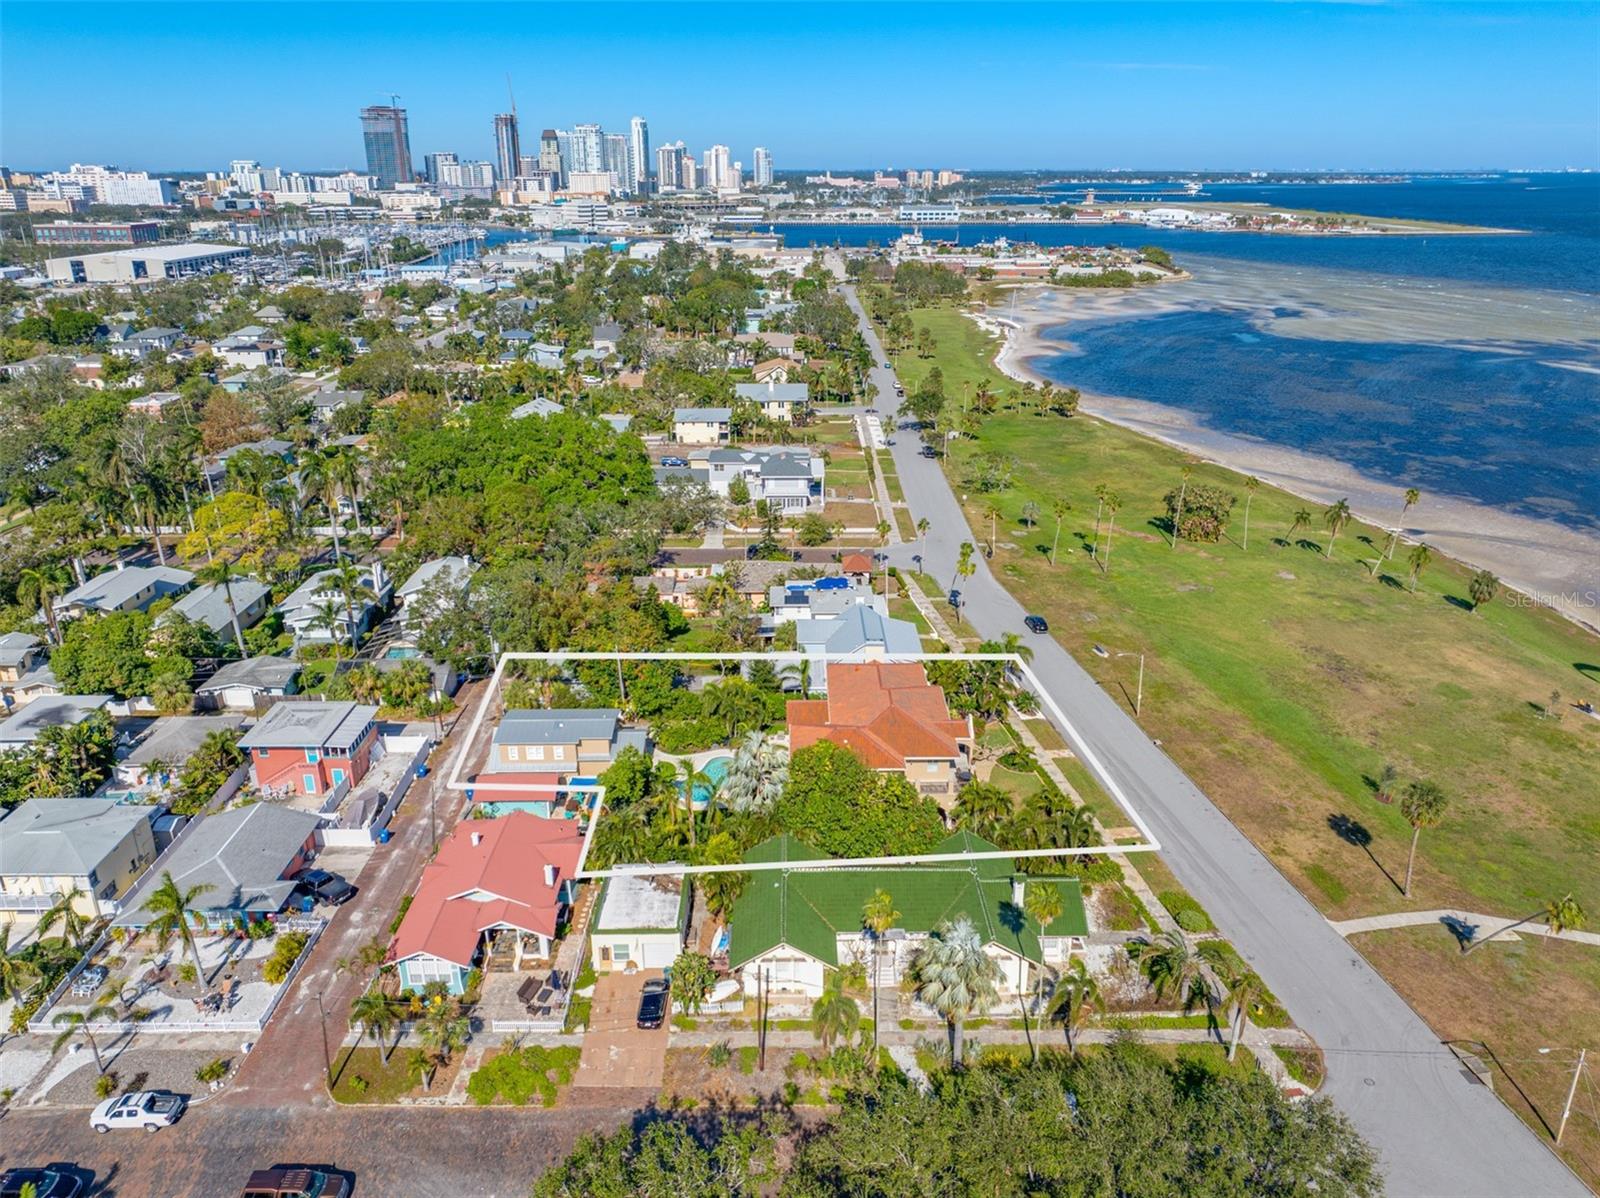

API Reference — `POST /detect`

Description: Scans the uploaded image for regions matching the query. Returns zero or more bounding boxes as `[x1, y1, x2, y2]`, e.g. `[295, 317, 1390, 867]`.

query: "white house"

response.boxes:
[673, 407, 731, 445]
[588, 875, 689, 973]
[700, 446, 823, 511]
[734, 380, 807, 424]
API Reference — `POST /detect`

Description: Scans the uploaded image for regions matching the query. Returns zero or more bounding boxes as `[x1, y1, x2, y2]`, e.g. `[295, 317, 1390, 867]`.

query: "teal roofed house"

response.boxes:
[726, 831, 1088, 1001]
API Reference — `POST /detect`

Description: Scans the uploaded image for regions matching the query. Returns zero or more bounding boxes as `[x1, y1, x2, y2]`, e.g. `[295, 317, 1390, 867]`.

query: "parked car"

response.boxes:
[1024, 614, 1049, 634]
[241, 1165, 352, 1198]
[636, 977, 670, 1029]
[90, 1091, 186, 1133]
[293, 869, 356, 907]
[920, 445, 937, 459]
[948, 589, 962, 609]
[660, 456, 687, 467]
[0, 1166, 85, 1197]
[881, 361, 892, 369]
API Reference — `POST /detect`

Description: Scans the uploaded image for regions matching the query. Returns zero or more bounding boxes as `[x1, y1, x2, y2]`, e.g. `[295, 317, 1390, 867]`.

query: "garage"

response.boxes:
[588, 875, 688, 975]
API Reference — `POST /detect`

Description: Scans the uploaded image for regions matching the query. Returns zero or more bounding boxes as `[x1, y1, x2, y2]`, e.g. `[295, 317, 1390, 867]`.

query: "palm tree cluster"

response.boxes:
[719, 730, 788, 814]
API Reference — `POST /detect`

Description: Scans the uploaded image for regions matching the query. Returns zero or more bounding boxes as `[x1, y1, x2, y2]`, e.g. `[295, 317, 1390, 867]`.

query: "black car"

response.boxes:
[1, 1168, 84, 1198]
[948, 589, 962, 609]
[1024, 614, 1049, 634]
[920, 445, 937, 459]
[293, 869, 356, 907]
[636, 978, 670, 1029]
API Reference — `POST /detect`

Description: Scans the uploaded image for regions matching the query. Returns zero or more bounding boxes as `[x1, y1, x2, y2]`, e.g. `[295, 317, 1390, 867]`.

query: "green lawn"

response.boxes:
[1022, 718, 1068, 751]
[988, 764, 1045, 802]
[297, 657, 340, 695]
[896, 305, 1598, 926]
[888, 597, 932, 635]
[1053, 756, 1124, 828]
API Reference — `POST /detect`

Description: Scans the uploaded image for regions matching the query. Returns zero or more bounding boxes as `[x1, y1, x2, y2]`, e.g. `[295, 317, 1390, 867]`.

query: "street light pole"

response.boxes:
[1557, 1048, 1587, 1145]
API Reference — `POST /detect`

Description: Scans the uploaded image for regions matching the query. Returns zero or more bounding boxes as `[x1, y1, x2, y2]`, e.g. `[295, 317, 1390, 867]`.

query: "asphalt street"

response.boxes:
[843, 284, 1586, 1198]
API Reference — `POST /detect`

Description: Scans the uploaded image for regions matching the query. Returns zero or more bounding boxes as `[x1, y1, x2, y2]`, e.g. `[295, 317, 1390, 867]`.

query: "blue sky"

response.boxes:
[2, 1, 1596, 172]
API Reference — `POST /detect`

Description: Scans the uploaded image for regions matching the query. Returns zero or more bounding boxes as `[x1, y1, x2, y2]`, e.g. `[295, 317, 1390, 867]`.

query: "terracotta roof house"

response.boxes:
[727, 831, 1087, 999]
[839, 552, 873, 581]
[390, 813, 585, 994]
[787, 662, 971, 798]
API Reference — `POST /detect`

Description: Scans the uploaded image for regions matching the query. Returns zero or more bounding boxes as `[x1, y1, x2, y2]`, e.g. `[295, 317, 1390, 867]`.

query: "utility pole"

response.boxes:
[757, 967, 770, 1072]
[314, 989, 333, 1088]
[1557, 1048, 1587, 1146]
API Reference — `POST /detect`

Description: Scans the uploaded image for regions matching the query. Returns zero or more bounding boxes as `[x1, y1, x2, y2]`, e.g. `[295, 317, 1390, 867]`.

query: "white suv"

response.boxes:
[90, 1090, 187, 1133]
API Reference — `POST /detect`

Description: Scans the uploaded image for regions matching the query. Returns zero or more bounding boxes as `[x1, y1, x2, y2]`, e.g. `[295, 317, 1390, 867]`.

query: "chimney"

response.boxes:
[543, 862, 556, 887]
[471, 831, 483, 847]
[1011, 876, 1025, 907]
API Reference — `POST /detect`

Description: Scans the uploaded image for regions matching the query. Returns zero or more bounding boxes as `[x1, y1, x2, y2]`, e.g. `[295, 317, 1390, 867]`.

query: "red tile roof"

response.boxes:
[840, 553, 873, 573]
[390, 813, 584, 969]
[787, 662, 970, 771]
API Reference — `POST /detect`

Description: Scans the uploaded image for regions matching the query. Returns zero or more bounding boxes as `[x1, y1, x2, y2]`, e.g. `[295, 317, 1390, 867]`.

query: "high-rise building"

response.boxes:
[628, 117, 650, 194]
[360, 105, 414, 188]
[539, 129, 563, 185]
[569, 124, 604, 174]
[602, 132, 631, 192]
[703, 144, 732, 191]
[753, 147, 773, 187]
[517, 154, 539, 177]
[655, 142, 684, 191]
[423, 151, 457, 184]
[493, 113, 521, 184]
[680, 152, 699, 191]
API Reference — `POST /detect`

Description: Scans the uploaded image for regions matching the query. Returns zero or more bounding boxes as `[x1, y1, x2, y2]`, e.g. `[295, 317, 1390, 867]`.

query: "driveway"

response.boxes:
[840, 284, 1587, 1198]
[572, 971, 667, 1089]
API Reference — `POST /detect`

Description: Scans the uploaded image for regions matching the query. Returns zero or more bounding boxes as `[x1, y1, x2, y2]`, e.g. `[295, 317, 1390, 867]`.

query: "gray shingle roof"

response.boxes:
[196, 657, 301, 694]
[494, 708, 620, 747]
[674, 407, 731, 423]
[0, 695, 110, 746]
[0, 798, 152, 879]
[161, 578, 270, 636]
[121, 803, 320, 919]
[237, 701, 378, 751]
[122, 714, 246, 768]
[58, 565, 194, 613]
[734, 382, 808, 404]
[0, 632, 42, 670]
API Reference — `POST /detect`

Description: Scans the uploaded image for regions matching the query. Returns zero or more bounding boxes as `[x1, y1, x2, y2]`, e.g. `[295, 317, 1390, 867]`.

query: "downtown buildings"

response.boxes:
[359, 104, 414, 188]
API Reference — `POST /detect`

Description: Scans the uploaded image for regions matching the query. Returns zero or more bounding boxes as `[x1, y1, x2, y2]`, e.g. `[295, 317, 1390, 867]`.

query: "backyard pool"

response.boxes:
[679, 755, 732, 810]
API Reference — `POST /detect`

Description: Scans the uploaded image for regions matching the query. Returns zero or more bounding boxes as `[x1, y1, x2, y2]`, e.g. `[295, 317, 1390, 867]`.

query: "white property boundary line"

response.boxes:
[445, 651, 1161, 879]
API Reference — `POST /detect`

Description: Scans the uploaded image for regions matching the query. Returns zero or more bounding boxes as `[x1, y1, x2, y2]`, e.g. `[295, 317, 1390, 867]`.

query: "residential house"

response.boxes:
[0, 633, 44, 685]
[113, 713, 247, 792]
[0, 695, 112, 752]
[733, 330, 797, 360]
[395, 557, 475, 632]
[310, 388, 366, 423]
[767, 578, 882, 626]
[589, 874, 689, 972]
[219, 367, 292, 394]
[787, 661, 971, 797]
[701, 447, 823, 511]
[752, 359, 791, 384]
[127, 390, 185, 418]
[590, 321, 623, 355]
[795, 607, 923, 692]
[276, 562, 391, 647]
[389, 813, 585, 994]
[109, 326, 181, 360]
[733, 380, 807, 424]
[238, 700, 381, 799]
[509, 396, 564, 420]
[369, 655, 462, 702]
[598, 413, 632, 434]
[487, 708, 649, 779]
[55, 564, 194, 621]
[673, 407, 731, 445]
[158, 577, 271, 640]
[727, 831, 1087, 999]
[0, 798, 158, 924]
[195, 657, 301, 712]
[115, 803, 322, 929]
[3, 665, 64, 710]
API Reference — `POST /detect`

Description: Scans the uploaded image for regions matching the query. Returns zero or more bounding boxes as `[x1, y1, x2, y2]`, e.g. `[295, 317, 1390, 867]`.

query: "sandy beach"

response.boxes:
[977, 301, 1600, 634]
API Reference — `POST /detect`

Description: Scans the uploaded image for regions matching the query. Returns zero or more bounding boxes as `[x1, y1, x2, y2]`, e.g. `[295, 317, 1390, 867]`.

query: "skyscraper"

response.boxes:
[539, 129, 563, 185]
[703, 144, 731, 191]
[360, 104, 413, 189]
[423, 151, 457, 184]
[603, 132, 631, 192]
[628, 117, 650, 194]
[570, 124, 604, 174]
[753, 147, 773, 187]
[655, 142, 682, 190]
[493, 113, 521, 184]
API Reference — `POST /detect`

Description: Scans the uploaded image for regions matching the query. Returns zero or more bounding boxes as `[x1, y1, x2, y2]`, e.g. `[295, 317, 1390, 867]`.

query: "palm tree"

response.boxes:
[17, 564, 68, 646]
[778, 659, 812, 701]
[1467, 569, 1499, 612]
[297, 448, 346, 564]
[953, 781, 1012, 840]
[1386, 488, 1420, 560]
[983, 501, 1002, 556]
[316, 562, 377, 647]
[1464, 893, 1586, 956]
[1046, 958, 1102, 1057]
[418, 1002, 469, 1065]
[720, 730, 788, 814]
[308, 597, 348, 646]
[1170, 466, 1193, 549]
[1240, 477, 1260, 551]
[997, 630, 1033, 665]
[345, 664, 386, 705]
[140, 871, 214, 986]
[1287, 507, 1312, 545]
[405, 1047, 436, 1092]
[38, 886, 91, 947]
[1406, 543, 1433, 593]
[1221, 967, 1263, 1062]
[1049, 500, 1070, 566]
[675, 759, 711, 847]
[810, 969, 861, 1052]
[192, 728, 243, 781]
[1091, 484, 1108, 555]
[1017, 886, 1066, 1065]
[907, 916, 1003, 1068]
[862, 889, 899, 1055]
[132, 479, 168, 564]
[1399, 780, 1449, 898]
[1098, 493, 1121, 574]
[950, 540, 974, 592]
[0, 924, 40, 1007]
[351, 989, 398, 1064]
[1132, 930, 1211, 1015]
[916, 517, 931, 564]
[193, 558, 249, 655]
[1322, 498, 1352, 560]
[52, 997, 119, 1075]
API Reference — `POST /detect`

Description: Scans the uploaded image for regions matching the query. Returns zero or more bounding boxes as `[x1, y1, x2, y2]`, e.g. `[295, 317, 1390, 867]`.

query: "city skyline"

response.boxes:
[3, 2, 1596, 171]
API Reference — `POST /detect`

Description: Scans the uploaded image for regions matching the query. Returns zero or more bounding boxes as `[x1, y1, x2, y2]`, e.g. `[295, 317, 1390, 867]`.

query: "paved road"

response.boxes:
[842, 285, 1586, 1198]
[0, 1099, 642, 1197]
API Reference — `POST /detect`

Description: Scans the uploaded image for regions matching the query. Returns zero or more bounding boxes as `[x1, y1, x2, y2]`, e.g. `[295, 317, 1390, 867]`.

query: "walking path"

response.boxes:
[1330, 909, 1600, 947]
[897, 570, 964, 646]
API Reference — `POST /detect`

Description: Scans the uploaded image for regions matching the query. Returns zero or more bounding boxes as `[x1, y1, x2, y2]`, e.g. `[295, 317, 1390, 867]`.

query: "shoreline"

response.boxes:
[977, 307, 1600, 635]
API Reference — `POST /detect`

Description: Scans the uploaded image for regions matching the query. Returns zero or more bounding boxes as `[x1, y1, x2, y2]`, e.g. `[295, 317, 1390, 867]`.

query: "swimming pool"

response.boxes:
[681, 755, 732, 810]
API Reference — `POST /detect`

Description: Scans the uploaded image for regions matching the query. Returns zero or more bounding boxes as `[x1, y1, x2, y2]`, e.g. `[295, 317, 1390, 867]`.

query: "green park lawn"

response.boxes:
[891, 305, 1599, 1166]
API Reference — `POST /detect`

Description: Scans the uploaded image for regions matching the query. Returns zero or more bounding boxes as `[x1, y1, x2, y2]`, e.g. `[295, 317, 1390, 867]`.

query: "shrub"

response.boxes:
[997, 748, 1037, 772]
[466, 1045, 581, 1107]
[1175, 908, 1210, 934]
[262, 931, 310, 984]
[177, 962, 198, 985]
[94, 1073, 118, 1099]
[1159, 890, 1213, 933]
[195, 1058, 229, 1084]
[1076, 857, 1124, 884]
[707, 1040, 733, 1068]
[651, 718, 726, 755]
